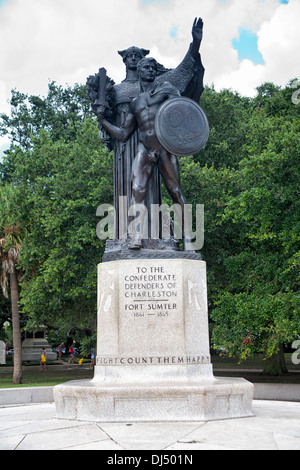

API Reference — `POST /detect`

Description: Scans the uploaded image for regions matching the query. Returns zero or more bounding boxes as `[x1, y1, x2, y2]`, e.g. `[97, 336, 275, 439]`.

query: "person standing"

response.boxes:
[40, 347, 47, 371]
[68, 344, 75, 363]
[56, 342, 65, 361]
[89, 348, 95, 369]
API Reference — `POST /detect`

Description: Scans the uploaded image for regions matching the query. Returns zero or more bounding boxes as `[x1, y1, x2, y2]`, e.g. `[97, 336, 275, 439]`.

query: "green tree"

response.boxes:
[0, 83, 113, 339]
[0, 82, 90, 149]
[198, 86, 252, 169]
[15, 120, 113, 330]
[210, 111, 300, 373]
[0, 185, 26, 383]
[254, 79, 300, 118]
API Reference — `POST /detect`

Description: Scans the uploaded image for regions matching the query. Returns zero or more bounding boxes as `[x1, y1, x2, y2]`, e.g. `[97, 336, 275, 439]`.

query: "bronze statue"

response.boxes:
[97, 58, 189, 249]
[87, 18, 207, 255]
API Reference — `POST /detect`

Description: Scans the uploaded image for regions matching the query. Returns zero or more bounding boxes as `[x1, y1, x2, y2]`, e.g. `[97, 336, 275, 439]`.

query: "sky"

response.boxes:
[0, 0, 299, 156]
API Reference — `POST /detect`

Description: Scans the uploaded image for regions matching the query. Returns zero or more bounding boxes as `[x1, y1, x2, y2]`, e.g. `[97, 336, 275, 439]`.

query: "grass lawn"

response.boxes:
[212, 353, 300, 384]
[0, 359, 94, 388]
[0, 354, 299, 388]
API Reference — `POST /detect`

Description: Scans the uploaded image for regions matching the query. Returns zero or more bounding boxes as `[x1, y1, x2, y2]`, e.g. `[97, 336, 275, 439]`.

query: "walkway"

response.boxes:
[1, 400, 300, 450]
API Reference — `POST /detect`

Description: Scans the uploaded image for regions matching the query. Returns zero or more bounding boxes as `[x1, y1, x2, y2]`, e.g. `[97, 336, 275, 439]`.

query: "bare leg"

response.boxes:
[158, 151, 191, 250]
[129, 144, 153, 248]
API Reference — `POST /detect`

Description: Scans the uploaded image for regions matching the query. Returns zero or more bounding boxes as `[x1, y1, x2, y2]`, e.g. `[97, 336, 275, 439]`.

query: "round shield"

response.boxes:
[154, 97, 209, 156]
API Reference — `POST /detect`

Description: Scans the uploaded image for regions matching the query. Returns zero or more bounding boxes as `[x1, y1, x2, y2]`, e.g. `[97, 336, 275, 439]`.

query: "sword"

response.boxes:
[95, 67, 109, 108]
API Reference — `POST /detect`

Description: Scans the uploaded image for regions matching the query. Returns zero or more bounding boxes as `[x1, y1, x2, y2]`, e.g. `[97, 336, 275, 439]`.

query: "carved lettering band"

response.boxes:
[96, 354, 211, 366]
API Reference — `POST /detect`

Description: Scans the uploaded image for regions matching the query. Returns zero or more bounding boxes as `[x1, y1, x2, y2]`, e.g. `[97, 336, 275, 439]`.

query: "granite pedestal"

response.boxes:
[54, 257, 254, 422]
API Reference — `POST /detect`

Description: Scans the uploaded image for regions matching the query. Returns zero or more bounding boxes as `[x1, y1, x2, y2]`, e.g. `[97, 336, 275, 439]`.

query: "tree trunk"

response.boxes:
[263, 343, 288, 376]
[10, 266, 22, 384]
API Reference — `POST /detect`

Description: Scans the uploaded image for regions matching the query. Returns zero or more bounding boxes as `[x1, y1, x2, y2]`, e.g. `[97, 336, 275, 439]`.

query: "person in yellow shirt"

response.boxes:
[40, 347, 47, 371]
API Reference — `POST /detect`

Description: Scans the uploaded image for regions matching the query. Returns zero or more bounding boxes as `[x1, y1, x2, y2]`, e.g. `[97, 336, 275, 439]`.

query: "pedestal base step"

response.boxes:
[54, 377, 254, 422]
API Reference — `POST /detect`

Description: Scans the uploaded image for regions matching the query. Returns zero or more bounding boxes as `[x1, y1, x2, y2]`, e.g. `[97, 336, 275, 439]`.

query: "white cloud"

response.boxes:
[0, 0, 298, 109]
[257, 0, 300, 84]
[212, 0, 300, 95]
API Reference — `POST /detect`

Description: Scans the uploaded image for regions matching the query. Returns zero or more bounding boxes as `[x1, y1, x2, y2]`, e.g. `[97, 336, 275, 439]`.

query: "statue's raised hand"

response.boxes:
[192, 17, 203, 43]
[190, 17, 203, 59]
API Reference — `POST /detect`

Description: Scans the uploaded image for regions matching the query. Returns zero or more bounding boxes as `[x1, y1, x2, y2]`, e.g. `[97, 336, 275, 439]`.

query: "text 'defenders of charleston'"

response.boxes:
[123, 265, 179, 319]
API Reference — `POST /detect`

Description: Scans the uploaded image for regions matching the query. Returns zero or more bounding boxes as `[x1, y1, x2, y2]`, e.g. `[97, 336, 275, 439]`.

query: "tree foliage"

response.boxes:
[18, 121, 113, 327]
[0, 83, 113, 336]
[0, 78, 299, 373]
[0, 184, 26, 382]
[0, 82, 90, 153]
[207, 84, 300, 371]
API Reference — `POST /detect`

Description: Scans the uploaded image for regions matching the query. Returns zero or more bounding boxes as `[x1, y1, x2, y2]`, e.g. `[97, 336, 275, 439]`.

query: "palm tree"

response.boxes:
[0, 186, 25, 384]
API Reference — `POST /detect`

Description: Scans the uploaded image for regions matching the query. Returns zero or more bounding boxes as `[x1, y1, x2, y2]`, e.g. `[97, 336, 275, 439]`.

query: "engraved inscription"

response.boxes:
[123, 265, 179, 318]
[97, 354, 211, 366]
[118, 259, 184, 356]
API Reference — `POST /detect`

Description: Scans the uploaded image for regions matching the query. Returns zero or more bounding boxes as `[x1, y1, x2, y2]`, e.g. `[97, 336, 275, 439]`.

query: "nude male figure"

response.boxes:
[97, 57, 188, 249]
